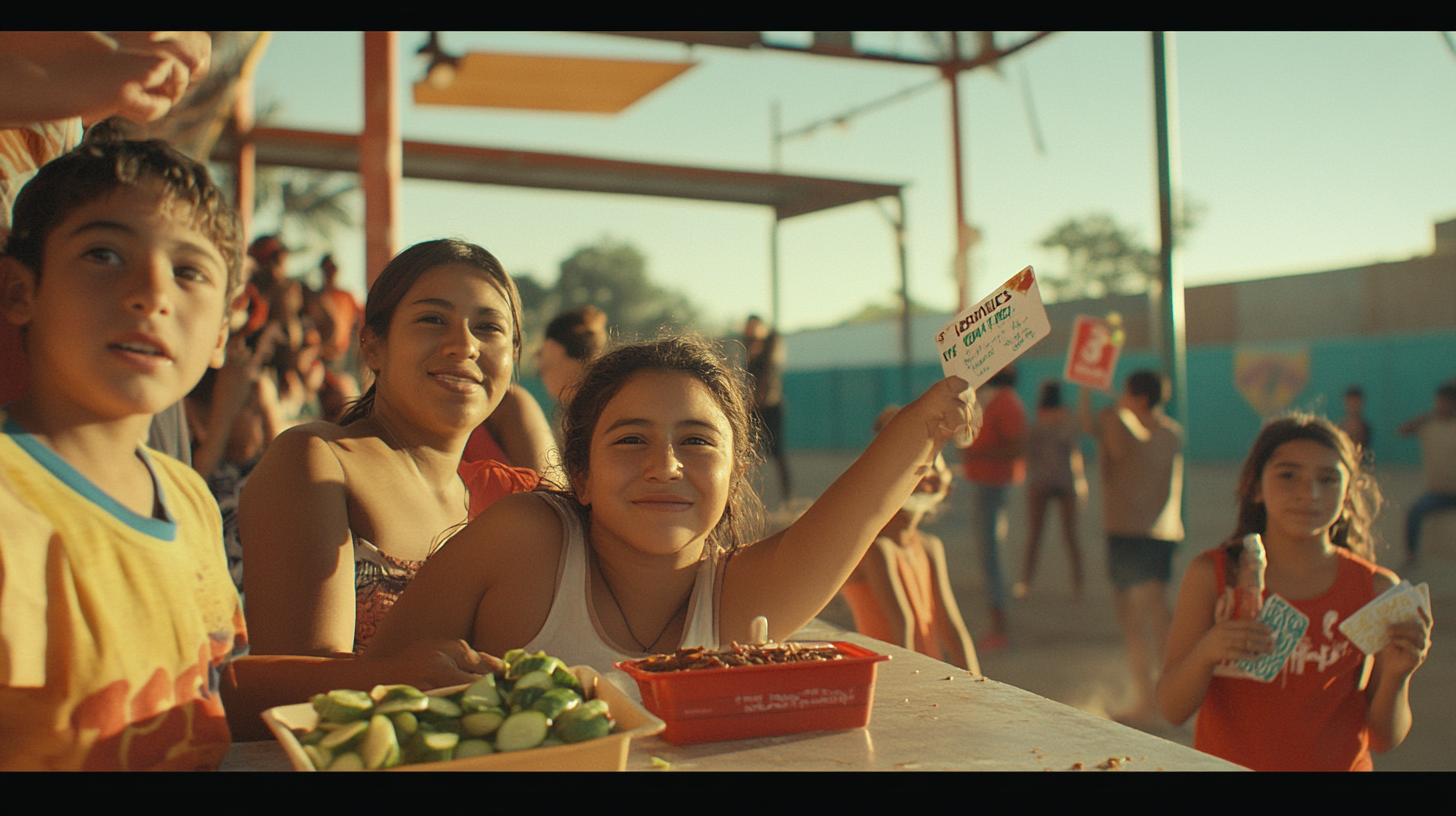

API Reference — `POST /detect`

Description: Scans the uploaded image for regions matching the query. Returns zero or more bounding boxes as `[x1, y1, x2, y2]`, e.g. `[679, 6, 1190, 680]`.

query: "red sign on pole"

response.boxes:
[1063, 315, 1123, 391]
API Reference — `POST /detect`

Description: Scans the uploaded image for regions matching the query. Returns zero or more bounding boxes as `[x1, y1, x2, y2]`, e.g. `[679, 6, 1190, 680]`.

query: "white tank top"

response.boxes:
[523, 493, 720, 694]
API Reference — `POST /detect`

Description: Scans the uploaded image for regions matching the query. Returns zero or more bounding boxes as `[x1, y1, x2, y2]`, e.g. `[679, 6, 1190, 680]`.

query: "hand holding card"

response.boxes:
[1338, 580, 1431, 655]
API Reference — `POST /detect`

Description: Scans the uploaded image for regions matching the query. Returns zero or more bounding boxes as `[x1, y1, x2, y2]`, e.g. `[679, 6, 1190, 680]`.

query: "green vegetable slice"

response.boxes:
[495, 711, 550, 752]
[454, 739, 494, 759]
[313, 689, 373, 723]
[327, 751, 365, 771]
[318, 719, 369, 751]
[460, 673, 502, 710]
[531, 687, 582, 721]
[461, 709, 507, 738]
[361, 714, 401, 770]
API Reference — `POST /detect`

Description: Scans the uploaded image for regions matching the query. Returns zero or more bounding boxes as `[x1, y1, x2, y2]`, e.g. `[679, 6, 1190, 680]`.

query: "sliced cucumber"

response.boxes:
[531, 687, 582, 721]
[461, 708, 507, 738]
[553, 706, 613, 744]
[460, 673, 503, 710]
[318, 719, 369, 751]
[507, 654, 564, 679]
[495, 711, 550, 752]
[360, 714, 401, 770]
[327, 751, 365, 771]
[391, 711, 419, 738]
[313, 689, 373, 723]
[454, 739, 494, 759]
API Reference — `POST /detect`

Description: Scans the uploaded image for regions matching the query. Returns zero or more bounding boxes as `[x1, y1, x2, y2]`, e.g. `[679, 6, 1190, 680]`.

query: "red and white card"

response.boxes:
[934, 266, 1050, 389]
[1063, 315, 1123, 391]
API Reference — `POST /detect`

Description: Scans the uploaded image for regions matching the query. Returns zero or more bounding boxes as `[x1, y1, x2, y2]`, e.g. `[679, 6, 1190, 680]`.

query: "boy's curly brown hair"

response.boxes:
[3, 121, 242, 297]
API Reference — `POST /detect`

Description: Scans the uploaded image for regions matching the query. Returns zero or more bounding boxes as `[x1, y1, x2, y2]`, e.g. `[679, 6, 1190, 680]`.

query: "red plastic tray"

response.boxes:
[616, 642, 889, 745]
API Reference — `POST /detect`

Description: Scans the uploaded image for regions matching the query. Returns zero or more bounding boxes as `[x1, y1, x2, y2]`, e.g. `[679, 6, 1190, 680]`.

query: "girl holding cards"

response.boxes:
[1157, 415, 1431, 771]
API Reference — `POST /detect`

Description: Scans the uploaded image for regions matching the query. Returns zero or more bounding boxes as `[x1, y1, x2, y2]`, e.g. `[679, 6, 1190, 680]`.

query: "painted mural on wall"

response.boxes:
[1234, 346, 1310, 416]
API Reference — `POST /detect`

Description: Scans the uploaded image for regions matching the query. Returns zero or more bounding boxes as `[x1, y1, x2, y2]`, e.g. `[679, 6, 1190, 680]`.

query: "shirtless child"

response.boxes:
[839, 406, 980, 672]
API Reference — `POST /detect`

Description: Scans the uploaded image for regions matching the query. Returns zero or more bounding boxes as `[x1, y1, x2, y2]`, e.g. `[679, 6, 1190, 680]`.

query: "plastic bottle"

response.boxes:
[1230, 533, 1266, 620]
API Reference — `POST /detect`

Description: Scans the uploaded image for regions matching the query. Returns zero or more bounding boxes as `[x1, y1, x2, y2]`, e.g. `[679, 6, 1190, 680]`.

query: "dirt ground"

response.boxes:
[766, 450, 1454, 771]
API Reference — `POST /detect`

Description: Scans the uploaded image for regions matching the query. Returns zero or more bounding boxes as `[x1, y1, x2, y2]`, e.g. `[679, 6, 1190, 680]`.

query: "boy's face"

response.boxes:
[1, 182, 230, 423]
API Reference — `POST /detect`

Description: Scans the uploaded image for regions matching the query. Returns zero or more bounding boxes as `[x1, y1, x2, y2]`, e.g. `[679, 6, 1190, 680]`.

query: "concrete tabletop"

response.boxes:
[614, 620, 1242, 772]
[221, 619, 1242, 772]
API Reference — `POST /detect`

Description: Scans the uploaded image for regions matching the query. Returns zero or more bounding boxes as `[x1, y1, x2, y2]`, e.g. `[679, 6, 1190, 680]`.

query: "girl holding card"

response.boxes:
[1157, 415, 1431, 771]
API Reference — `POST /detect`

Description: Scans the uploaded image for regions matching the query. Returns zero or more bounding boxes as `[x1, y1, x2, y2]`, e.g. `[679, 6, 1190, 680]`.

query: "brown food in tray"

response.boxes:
[629, 642, 848, 673]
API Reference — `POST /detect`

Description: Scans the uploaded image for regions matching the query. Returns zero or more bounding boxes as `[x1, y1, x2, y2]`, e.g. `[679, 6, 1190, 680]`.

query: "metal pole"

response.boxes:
[895, 192, 912, 402]
[770, 99, 782, 328]
[362, 31, 402, 289]
[1152, 31, 1188, 433]
[946, 36, 971, 312]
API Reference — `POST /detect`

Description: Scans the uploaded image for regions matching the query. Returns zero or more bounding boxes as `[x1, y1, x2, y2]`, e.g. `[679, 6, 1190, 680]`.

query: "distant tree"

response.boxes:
[513, 238, 703, 370]
[1038, 204, 1201, 301]
[837, 293, 940, 326]
[255, 167, 358, 256]
[218, 97, 360, 260]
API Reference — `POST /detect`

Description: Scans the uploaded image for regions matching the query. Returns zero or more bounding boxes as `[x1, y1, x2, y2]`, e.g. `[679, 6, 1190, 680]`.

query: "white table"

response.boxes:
[222, 620, 1242, 772]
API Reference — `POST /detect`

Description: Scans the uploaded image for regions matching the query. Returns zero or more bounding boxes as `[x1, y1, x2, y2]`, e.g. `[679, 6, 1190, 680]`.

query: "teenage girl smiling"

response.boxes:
[368, 335, 978, 669]
[1158, 416, 1431, 771]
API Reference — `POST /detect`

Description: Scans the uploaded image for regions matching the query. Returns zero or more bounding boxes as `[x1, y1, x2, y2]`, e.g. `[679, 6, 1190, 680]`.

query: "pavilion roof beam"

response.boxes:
[214, 125, 903, 221]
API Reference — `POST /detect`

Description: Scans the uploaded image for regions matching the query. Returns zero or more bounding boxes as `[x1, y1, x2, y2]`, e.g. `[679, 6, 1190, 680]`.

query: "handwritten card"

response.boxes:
[1214, 594, 1308, 683]
[1338, 580, 1431, 655]
[935, 266, 1051, 389]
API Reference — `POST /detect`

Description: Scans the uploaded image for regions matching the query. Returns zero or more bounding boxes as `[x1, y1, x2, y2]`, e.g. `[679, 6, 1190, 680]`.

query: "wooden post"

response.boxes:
[362, 31, 402, 288]
[233, 71, 255, 243]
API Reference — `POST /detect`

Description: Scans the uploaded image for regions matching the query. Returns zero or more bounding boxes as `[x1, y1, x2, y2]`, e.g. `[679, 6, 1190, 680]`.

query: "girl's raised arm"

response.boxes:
[1157, 553, 1274, 725]
[719, 377, 974, 644]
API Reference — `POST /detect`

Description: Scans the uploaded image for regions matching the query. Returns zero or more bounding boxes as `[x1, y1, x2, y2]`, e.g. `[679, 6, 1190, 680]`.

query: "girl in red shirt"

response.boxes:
[1157, 415, 1431, 770]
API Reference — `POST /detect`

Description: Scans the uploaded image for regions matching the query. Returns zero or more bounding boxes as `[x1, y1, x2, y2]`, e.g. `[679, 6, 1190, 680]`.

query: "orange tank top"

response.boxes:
[841, 536, 945, 662]
[1194, 544, 1391, 771]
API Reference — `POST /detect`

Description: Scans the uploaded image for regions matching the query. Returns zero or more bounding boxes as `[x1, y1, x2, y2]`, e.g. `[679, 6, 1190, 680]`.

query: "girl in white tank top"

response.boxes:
[368, 336, 979, 678]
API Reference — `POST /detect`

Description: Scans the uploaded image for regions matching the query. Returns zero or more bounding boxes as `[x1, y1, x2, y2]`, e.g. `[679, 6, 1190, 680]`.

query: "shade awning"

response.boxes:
[413, 52, 694, 114]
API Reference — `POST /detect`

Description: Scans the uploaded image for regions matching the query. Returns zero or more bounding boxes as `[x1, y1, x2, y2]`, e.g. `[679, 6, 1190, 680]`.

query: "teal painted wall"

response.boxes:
[782, 330, 1456, 465]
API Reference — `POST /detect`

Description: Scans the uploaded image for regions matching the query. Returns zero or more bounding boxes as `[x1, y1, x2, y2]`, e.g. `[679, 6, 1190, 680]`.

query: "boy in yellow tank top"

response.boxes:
[0, 130, 246, 770]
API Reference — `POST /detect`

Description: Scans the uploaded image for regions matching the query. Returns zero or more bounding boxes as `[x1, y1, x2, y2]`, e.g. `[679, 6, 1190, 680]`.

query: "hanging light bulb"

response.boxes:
[416, 31, 460, 90]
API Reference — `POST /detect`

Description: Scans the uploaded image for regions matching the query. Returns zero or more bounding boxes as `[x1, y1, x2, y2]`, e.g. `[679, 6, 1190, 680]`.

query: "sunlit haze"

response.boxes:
[252, 31, 1456, 334]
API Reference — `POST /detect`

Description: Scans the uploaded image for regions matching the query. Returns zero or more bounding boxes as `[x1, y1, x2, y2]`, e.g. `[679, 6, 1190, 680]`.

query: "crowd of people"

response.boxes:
[0, 31, 1436, 773]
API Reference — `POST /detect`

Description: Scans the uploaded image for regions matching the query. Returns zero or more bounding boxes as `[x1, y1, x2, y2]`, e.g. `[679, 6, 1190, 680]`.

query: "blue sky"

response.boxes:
[251, 31, 1456, 334]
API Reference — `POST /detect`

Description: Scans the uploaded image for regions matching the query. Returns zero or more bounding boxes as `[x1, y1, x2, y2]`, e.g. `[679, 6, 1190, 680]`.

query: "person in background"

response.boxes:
[1397, 381, 1456, 568]
[246, 234, 290, 318]
[461, 305, 606, 477]
[1158, 415, 1429, 771]
[1016, 379, 1087, 601]
[185, 323, 286, 593]
[840, 406, 979, 672]
[958, 364, 1027, 654]
[536, 305, 608, 410]
[744, 314, 791, 505]
[1341, 385, 1372, 457]
[314, 253, 361, 371]
[1080, 370, 1183, 726]
[459, 383, 555, 475]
